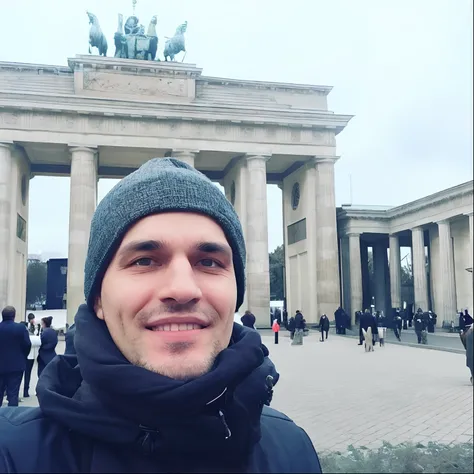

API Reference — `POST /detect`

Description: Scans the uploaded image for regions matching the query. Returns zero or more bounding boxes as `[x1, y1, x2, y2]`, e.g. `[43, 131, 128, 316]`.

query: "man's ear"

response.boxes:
[94, 297, 104, 320]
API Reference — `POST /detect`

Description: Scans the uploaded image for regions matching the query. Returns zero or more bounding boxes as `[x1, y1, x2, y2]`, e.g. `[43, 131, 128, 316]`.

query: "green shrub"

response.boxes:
[319, 441, 473, 473]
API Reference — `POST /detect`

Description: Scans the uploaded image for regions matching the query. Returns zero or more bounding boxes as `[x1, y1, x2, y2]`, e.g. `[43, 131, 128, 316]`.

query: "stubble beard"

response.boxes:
[136, 338, 224, 381]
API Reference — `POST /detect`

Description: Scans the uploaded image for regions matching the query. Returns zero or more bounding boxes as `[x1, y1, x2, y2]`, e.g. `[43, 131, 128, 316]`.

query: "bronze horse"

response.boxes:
[87, 12, 108, 56]
[164, 21, 187, 61]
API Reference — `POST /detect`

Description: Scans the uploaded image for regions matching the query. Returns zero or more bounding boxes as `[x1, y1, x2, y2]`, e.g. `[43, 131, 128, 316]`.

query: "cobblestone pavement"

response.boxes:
[261, 331, 473, 454]
[10, 335, 473, 455]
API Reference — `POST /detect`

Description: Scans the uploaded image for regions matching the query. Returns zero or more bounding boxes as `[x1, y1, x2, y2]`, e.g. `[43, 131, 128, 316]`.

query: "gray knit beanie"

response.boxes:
[84, 158, 246, 311]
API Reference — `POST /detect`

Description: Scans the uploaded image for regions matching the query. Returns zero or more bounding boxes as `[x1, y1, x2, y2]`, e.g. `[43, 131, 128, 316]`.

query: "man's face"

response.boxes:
[95, 212, 237, 380]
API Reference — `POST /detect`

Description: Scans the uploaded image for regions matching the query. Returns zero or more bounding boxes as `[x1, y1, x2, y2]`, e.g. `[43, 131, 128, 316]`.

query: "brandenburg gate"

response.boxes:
[0, 54, 352, 326]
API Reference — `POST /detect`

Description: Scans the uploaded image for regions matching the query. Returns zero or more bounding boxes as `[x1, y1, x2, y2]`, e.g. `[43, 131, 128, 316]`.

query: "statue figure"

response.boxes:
[113, 12, 159, 61]
[87, 11, 108, 56]
[164, 21, 187, 62]
[124, 15, 140, 35]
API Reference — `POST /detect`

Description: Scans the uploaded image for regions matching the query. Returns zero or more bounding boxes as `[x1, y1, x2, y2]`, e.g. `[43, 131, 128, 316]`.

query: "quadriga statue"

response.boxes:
[113, 13, 158, 61]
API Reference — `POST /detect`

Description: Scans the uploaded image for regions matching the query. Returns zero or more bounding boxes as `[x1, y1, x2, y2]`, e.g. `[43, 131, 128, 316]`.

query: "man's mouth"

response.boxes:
[147, 323, 204, 332]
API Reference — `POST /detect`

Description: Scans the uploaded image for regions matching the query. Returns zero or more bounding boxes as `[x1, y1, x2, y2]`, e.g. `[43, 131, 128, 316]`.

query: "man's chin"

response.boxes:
[138, 352, 217, 381]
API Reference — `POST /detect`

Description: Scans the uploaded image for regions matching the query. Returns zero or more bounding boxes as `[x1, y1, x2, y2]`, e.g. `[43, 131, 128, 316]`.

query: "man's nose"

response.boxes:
[157, 257, 202, 304]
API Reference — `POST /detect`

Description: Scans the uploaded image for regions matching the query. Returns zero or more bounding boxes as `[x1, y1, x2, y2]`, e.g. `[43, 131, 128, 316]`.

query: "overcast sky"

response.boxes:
[2, 0, 472, 257]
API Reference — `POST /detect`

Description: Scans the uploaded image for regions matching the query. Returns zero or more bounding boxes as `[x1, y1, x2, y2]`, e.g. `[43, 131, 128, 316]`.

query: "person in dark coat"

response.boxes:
[287, 316, 296, 340]
[64, 323, 76, 355]
[319, 314, 330, 342]
[358, 309, 372, 345]
[241, 310, 256, 329]
[414, 311, 424, 344]
[37, 316, 58, 377]
[0, 158, 321, 473]
[334, 306, 346, 334]
[463, 309, 473, 328]
[393, 309, 402, 341]
[0, 306, 31, 407]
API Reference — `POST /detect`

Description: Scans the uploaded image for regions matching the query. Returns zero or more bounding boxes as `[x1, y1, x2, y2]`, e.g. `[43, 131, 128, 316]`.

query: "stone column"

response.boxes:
[312, 156, 341, 317]
[0, 142, 13, 309]
[389, 234, 401, 309]
[437, 219, 457, 320]
[360, 243, 370, 311]
[373, 242, 389, 314]
[67, 146, 98, 325]
[245, 154, 270, 327]
[349, 232, 362, 325]
[411, 226, 428, 311]
[172, 149, 198, 168]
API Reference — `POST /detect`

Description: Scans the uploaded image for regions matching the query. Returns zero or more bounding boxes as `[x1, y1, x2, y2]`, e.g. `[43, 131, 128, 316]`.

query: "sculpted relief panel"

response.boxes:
[82, 71, 189, 99]
[0, 111, 334, 147]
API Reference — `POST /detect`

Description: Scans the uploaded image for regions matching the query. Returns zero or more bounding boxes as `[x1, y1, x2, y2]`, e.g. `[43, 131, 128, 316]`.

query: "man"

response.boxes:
[0, 306, 31, 407]
[0, 158, 320, 473]
[358, 309, 372, 345]
[240, 310, 256, 329]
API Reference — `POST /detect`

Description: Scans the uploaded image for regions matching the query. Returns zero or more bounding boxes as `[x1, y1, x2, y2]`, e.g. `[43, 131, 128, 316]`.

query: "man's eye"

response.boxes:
[132, 258, 154, 266]
[199, 258, 220, 268]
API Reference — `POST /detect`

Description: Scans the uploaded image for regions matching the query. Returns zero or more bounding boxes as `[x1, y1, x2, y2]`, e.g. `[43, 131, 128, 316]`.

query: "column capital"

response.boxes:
[347, 232, 361, 238]
[68, 145, 98, 154]
[309, 155, 340, 166]
[389, 233, 399, 239]
[436, 219, 451, 226]
[245, 154, 271, 162]
[0, 141, 14, 150]
[172, 149, 200, 156]
[411, 225, 425, 232]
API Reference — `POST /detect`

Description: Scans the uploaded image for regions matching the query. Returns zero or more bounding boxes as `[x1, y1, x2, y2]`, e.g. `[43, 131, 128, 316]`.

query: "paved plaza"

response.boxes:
[9, 332, 474, 455]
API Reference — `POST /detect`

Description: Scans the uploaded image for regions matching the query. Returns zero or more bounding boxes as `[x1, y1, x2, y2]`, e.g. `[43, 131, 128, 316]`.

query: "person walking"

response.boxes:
[272, 318, 280, 344]
[291, 311, 305, 346]
[358, 309, 372, 345]
[319, 314, 330, 342]
[414, 311, 424, 344]
[37, 316, 58, 378]
[23, 325, 41, 398]
[0, 306, 31, 407]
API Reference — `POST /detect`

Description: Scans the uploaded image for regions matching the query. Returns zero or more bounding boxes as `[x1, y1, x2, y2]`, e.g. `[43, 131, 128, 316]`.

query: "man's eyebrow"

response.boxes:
[196, 242, 232, 258]
[118, 240, 163, 258]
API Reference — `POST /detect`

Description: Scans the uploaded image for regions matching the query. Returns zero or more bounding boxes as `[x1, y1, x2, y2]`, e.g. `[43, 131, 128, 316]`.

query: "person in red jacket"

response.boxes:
[272, 319, 280, 344]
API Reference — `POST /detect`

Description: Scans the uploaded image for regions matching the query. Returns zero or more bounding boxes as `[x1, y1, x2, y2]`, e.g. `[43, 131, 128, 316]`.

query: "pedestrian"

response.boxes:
[319, 314, 329, 342]
[23, 324, 41, 398]
[27, 313, 39, 335]
[414, 312, 424, 344]
[291, 310, 305, 346]
[393, 309, 402, 341]
[37, 316, 58, 378]
[0, 158, 321, 472]
[0, 306, 31, 407]
[272, 318, 280, 344]
[241, 310, 256, 329]
[358, 309, 371, 345]
[64, 323, 76, 355]
[287, 316, 296, 340]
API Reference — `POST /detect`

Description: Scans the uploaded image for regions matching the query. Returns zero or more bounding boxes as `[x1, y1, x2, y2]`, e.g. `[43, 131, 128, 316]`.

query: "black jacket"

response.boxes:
[294, 312, 305, 330]
[319, 316, 330, 331]
[37, 327, 58, 366]
[64, 324, 76, 355]
[0, 305, 321, 473]
[0, 319, 31, 374]
[241, 313, 256, 329]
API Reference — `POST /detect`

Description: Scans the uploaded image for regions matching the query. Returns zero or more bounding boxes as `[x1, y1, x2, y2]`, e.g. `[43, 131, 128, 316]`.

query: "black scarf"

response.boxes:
[40, 305, 270, 465]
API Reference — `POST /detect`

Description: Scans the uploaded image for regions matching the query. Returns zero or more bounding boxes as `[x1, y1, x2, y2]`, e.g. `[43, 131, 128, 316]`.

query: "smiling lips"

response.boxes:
[149, 323, 204, 332]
